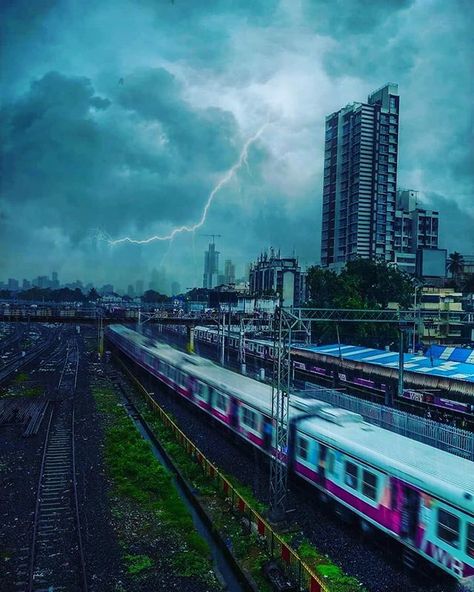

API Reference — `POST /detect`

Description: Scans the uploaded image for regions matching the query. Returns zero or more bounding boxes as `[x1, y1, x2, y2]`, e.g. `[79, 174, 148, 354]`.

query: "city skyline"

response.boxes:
[1, 1, 473, 288]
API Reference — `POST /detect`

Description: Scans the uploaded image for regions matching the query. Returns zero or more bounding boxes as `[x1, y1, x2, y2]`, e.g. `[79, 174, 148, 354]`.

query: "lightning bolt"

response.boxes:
[108, 122, 269, 246]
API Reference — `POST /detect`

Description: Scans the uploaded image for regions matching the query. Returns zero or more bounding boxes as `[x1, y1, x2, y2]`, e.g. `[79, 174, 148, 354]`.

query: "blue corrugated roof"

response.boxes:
[426, 344, 474, 365]
[293, 343, 474, 383]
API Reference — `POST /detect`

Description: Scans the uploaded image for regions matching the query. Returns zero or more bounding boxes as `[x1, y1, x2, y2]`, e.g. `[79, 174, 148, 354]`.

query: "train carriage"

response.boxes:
[106, 324, 474, 584]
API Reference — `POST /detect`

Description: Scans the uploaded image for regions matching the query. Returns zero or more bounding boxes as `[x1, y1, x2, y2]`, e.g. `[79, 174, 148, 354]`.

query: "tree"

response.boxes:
[141, 290, 168, 304]
[341, 258, 414, 309]
[447, 251, 465, 287]
[87, 288, 100, 302]
[463, 273, 474, 293]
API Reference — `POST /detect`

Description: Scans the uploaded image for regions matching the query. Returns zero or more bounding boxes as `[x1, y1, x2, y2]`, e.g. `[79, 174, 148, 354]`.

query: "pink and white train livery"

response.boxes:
[106, 324, 474, 585]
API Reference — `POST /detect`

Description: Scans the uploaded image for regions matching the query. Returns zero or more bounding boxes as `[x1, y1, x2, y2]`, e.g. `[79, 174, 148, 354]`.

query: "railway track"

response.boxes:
[14, 335, 88, 592]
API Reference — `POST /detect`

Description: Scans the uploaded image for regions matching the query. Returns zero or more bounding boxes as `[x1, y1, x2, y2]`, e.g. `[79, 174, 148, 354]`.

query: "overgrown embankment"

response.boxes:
[121, 367, 366, 592]
[91, 379, 221, 592]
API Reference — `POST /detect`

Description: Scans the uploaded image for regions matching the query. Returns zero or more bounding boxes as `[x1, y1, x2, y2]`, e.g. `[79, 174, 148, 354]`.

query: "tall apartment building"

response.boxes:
[202, 242, 220, 289]
[394, 189, 440, 274]
[321, 83, 400, 269]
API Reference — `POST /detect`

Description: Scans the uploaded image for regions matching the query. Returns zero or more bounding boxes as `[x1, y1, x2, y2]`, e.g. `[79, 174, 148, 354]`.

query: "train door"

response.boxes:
[287, 419, 298, 472]
[400, 485, 420, 544]
[229, 397, 239, 429]
[262, 417, 272, 451]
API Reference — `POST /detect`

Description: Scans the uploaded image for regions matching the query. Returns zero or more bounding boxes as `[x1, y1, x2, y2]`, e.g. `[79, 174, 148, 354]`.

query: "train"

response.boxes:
[158, 324, 474, 418]
[106, 324, 474, 584]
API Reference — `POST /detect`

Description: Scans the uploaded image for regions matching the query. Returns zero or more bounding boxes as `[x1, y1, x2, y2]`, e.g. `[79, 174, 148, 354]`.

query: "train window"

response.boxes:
[215, 392, 227, 412]
[344, 461, 359, 490]
[467, 523, 474, 558]
[296, 437, 309, 461]
[197, 382, 208, 400]
[241, 407, 258, 430]
[437, 509, 460, 548]
[257, 345, 263, 354]
[362, 470, 377, 500]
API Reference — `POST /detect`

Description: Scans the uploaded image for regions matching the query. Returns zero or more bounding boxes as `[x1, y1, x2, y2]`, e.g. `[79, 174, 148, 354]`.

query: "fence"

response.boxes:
[302, 383, 474, 461]
[121, 361, 329, 592]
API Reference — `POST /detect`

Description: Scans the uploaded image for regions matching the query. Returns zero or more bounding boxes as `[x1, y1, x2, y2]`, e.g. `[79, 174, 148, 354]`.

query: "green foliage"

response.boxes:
[307, 258, 414, 310]
[14, 372, 29, 384]
[298, 540, 367, 592]
[447, 251, 464, 277]
[23, 386, 43, 397]
[306, 259, 415, 346]
[141, 289, 169, 303]
[462, 273, 474, 293]
[130, 388, 365, 592]
[172, 549, 212, 577]
[92, 385, 213, 582]
[124, 554, 153, 575]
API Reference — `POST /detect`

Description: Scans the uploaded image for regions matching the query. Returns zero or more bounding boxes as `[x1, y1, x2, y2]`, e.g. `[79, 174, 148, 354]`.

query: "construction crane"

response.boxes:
[199, 234, 222, 244]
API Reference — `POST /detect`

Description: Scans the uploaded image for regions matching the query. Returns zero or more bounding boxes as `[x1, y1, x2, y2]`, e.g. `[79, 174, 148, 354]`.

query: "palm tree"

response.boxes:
[447, 251, 464, 284]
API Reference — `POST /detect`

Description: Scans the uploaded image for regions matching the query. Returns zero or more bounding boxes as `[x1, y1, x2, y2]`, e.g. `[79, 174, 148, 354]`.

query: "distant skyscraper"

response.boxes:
[22, 279, 31, 290]
[171, 281, 181, 296]
[202, 242, 220, 289]
[224, 259, 236, 285]
[127, 284, 135, 297]
[8, 278, 19, 291]
[321, 83, 400, 269]
[135, 279, 144, 296]
[38, 275, 49, 289]
[51, 271, 59, 289]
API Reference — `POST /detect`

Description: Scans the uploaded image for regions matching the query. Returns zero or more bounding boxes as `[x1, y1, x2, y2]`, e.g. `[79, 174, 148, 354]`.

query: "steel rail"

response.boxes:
[71, 405, 88, 592]
[27, 406, 55, 592]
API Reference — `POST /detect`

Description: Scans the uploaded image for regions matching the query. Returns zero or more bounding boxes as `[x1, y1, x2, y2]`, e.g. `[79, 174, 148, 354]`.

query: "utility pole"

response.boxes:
[220, 310, 225, 366]
[398, 323, 409, 400]
[269, 307, 292, 523]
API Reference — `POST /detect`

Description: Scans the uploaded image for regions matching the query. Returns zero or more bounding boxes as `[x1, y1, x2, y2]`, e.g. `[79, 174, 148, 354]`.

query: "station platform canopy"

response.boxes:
[426, 344, 474, 365]
[293, 343, 474, 384]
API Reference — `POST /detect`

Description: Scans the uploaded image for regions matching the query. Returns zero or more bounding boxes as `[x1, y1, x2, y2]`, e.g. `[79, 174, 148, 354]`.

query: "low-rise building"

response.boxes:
[249, 249, 306, 307]
[418, 287, 464, 344]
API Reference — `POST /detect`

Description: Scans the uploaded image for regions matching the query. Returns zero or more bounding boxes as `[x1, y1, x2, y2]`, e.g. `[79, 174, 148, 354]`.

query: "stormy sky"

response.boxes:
[1, 0, 473, 293]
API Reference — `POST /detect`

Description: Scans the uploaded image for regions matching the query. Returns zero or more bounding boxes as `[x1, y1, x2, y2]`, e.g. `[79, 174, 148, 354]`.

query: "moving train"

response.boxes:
[106, 324, 474, 584]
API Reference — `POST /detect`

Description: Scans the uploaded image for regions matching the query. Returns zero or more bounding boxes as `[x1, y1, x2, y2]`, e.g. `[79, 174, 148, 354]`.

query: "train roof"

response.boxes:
[298, 414, 474, 514]
[294, 343, 474, 384]
[107, 325, 474, 513]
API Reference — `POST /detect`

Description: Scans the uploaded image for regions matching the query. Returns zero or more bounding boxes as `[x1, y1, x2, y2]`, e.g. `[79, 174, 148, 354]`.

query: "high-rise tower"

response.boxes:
[321, 83, 399, 269]
[202, 242, 220, 289]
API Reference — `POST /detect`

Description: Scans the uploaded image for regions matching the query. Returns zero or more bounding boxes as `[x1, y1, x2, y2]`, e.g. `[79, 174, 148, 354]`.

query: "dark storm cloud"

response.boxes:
[423, 192, 474, 253]
[1, 0, 473, 289]
[0, 68, 240, 236]
[116, 68, 238, 170]
[304, 0, 413, 36]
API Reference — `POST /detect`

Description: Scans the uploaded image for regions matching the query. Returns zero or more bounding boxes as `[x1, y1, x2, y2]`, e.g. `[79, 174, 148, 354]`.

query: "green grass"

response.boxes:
[92, 384, 214, 582]
[14, 372, 29, 384]
[126, 379, 367, 592]
[124, 554, 153, 575]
